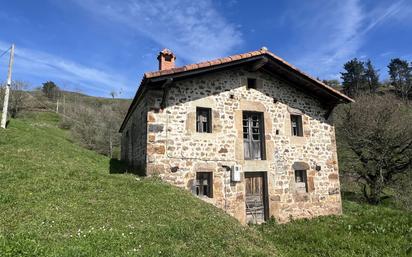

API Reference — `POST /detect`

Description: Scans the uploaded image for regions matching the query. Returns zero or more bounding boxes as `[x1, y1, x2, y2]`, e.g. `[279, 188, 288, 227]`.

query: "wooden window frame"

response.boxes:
[290, 114, 303, 137]
[294, 170, 308, 193]
[195, 172, 213, 198]
[243, 111, 266, 160]
[196, 107, 212, 133]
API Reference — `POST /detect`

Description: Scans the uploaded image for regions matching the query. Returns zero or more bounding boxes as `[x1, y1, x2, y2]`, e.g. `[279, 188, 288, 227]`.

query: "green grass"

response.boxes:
[0, 112, 275, 257]
[258, 201, 412, 257]
[1, 112, 411, 257]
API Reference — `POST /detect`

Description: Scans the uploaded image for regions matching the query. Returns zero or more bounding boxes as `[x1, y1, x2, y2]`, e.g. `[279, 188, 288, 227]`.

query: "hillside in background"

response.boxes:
[0, 88, 132, 158]
[1, 111, 411, 256]
[0, 112, 275, 257]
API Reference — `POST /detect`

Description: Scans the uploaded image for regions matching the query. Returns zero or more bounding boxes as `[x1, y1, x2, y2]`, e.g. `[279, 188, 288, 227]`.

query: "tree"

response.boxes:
[61, 96, 126, 158]
[0, 84, 4, 104]
[42, 81, 60, 99]
[388, 58, 411, 101]
[109, 90, 117, 99]
[10, 81, 28, 118]
[364, 60, 380, 93]
[336, 94, 412, 204]
[0, 81, 27, 118]
[341, 58, 367, 97]
[322, 79, 341, 89]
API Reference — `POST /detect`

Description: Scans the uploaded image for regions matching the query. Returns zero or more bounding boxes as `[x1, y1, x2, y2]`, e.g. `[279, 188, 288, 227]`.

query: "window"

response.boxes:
[243, 112, 265, 160]
[295, 170, 308, 193]
[247, 78, 257, 89]
[195, 172, 213, 198]
[196, 107, 212, 133]
[291, 115, 303, 137]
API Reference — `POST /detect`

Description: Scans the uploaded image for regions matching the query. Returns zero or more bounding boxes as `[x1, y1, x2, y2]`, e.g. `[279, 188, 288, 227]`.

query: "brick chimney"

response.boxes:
[157, 48, 176, 70]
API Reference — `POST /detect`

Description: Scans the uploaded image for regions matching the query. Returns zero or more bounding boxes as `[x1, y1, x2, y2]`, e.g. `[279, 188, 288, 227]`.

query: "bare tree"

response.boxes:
[109, 90, 117, 99]
[10, 81, 28, 118]
[0, 84, 4, 104]
[0, 81, 28, 118]
[336, 94, 412, 204]
[60, 95, 127, 158]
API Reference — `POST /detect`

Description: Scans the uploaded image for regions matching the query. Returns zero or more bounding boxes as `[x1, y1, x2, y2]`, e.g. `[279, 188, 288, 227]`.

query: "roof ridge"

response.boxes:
[144, 48, 266, 78]
[143, 48, 353, 102]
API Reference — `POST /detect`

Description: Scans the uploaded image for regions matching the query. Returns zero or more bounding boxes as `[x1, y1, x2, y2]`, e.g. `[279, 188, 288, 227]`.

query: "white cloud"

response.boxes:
[363, 1, 405, 33]
[293, 0, 407, 80]
[70, 0, 243, 63]
[0, 41, 133, 96]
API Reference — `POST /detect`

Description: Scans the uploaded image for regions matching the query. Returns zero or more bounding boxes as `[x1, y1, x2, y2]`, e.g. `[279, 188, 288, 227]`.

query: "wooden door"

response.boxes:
[245, 172, 268, 224]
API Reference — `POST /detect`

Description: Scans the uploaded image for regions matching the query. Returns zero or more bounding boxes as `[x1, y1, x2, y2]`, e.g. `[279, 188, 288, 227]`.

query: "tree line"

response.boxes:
[324, 58, 412, 101]
[332, 57, 412, 208]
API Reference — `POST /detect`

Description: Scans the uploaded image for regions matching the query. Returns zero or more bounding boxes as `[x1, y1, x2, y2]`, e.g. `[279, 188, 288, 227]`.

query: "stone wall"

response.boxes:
[121, 96, 148, 171]
[124, 67, 342, 223]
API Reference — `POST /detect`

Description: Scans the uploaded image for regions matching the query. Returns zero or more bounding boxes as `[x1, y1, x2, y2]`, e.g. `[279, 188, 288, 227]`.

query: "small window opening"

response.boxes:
[291, 115, 303, 137]
[196, 107, 212, 133]
[247, 78, 257, 89]
[295, 170, 308, 193]
[195, 172, 213, 198]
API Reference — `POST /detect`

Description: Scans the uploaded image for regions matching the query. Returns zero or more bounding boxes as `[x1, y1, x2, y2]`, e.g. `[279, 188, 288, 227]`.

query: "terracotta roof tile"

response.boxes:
[209, 59, 221, 66]
[230, 54, 242, 61]
[185, 63, 198, 70]
[220, 57, 232, 63]
[250, 51, 261, 56]
[142, 48, 353, 102]
[240, 53, 252, 58]
[172, 66, 186, 73]
[159, 69, 175, 76]
[197, 61, 211, 68]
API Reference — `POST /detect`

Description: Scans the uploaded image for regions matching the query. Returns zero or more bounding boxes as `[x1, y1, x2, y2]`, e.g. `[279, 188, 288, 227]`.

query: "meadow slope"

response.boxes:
[0, 112, 275, 257]
[1, 112, 411, 257]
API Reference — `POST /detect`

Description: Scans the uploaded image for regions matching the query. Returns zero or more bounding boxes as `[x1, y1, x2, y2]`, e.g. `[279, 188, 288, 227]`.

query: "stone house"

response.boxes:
[119, 47, 353, 224]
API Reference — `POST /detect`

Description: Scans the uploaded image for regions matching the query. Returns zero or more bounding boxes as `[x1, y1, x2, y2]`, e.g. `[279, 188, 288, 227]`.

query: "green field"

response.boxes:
[1, 112, 411, 256]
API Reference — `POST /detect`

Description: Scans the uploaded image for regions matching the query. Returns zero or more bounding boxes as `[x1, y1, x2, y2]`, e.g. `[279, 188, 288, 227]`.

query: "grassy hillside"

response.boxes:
[0, 112, 275, 257]
[259, 201, 412, 257]
[1, 112, 411, 257]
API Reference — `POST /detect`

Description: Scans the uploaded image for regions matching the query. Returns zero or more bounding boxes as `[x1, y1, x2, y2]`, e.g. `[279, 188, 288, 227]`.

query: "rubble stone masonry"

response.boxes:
[121, 68, 342, 224]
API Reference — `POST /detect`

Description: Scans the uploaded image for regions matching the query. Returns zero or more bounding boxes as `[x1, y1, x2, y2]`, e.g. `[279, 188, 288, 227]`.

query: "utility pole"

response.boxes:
[1, 44, 15, 129]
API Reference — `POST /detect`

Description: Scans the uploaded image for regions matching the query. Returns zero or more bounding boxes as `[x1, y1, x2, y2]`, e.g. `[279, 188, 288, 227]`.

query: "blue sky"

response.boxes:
[0, 0, 411, 98]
